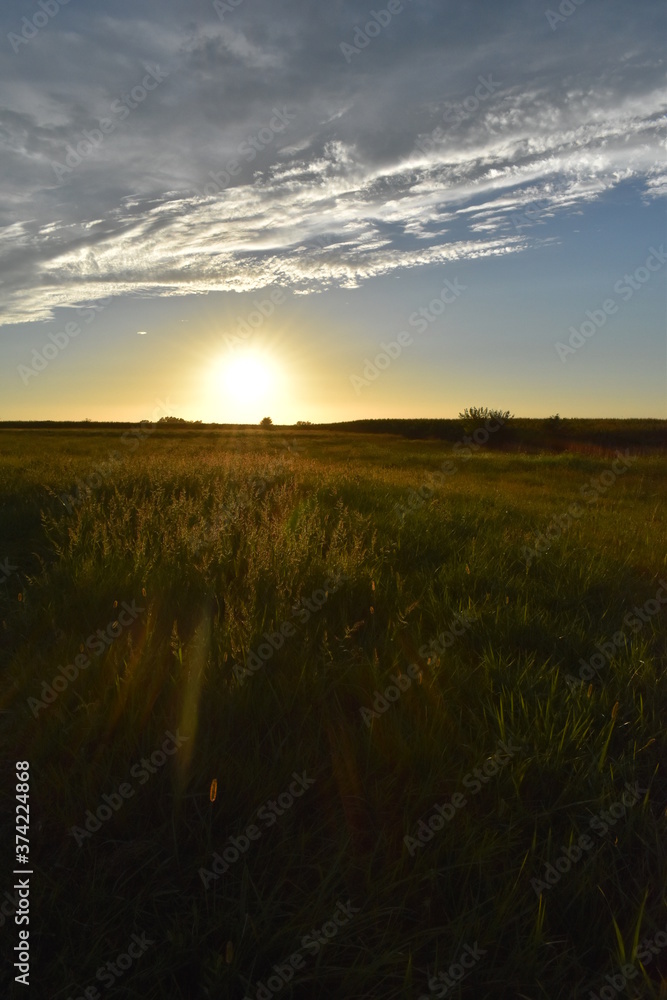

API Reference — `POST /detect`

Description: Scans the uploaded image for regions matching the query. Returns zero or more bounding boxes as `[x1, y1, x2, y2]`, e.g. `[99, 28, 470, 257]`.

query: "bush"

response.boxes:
[458, 407, 513, 434]
[458, 406, 513, 423]
[260, 416, 273, 427]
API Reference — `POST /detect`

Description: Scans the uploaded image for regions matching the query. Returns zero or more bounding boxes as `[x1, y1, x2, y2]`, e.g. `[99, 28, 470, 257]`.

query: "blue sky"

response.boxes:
[0, 0, 665, 421]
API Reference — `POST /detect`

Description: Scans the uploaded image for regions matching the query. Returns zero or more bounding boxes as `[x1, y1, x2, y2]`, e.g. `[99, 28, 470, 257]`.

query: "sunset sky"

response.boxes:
[0, 0, 665, 423]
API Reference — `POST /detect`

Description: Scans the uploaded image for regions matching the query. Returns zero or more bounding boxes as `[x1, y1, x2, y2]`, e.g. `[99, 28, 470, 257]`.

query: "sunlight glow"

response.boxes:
[204, 347, 287, 422]
[221, 354, 273, 403]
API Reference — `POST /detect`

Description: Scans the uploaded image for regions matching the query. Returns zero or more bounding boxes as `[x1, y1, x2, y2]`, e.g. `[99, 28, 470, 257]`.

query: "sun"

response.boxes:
[204, 348, 286, 421]
[221, 353, 273, 403]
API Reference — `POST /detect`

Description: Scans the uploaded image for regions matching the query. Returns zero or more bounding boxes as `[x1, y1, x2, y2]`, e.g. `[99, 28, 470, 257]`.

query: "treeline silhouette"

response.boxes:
[315, 418, 667, 453]
[0, 418, 664, 452]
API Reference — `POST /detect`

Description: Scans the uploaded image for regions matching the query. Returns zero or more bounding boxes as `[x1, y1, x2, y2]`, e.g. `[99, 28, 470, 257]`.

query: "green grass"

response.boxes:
[0, 427, 666, 999]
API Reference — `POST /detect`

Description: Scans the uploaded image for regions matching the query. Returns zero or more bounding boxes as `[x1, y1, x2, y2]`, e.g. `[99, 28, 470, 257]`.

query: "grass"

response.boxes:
[0, 425, 666, 999]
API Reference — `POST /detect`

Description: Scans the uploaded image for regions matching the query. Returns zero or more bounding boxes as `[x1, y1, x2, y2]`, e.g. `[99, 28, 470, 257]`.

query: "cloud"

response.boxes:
[0, 0, 664, 326]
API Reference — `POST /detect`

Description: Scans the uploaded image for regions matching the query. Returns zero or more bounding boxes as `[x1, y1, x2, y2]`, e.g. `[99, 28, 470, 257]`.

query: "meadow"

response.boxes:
[0, 422, 666, 999]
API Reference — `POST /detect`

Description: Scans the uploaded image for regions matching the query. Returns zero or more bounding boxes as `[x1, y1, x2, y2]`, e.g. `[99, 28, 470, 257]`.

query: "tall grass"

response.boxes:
[0, 428, 665, 999]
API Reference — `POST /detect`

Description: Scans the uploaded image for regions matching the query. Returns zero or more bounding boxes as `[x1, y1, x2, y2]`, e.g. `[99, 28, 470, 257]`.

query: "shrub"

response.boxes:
[458, 406, 513, 433]
[458, 406, 513, 423]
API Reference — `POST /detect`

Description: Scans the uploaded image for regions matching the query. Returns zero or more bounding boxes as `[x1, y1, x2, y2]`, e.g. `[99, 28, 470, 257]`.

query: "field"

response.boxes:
[1, 423, 666, 999]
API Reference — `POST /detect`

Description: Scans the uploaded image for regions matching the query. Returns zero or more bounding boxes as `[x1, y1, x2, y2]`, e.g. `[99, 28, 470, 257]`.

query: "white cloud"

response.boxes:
[0, 0, 664, 327]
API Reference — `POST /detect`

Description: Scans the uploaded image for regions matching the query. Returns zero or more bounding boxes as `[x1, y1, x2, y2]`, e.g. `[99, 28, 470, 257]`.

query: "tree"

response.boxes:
[458, 406, 513, 436]
[458, 406, 513, 423]
[157, 417, 203, 425]
[260, 416, 273, 427]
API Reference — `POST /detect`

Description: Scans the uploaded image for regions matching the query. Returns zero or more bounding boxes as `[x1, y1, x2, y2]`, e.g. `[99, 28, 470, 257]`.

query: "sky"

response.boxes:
[0, 0, 665, 423]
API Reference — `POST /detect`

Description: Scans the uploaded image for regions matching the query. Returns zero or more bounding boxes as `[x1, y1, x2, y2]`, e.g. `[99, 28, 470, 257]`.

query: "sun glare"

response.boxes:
[205, 348, 286, 421]
[222, 354, 273, 403]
